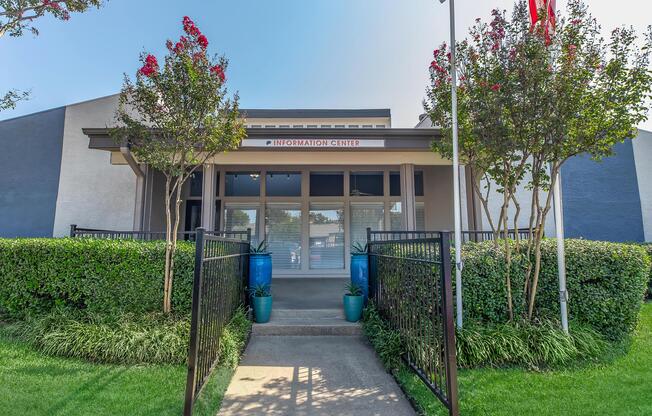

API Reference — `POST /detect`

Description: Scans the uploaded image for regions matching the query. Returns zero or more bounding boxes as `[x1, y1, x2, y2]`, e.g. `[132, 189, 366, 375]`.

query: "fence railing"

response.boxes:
[183, 228, 250, 416]
[367, 228, 459, 416]
[364, 228, 535, 245]
[69, 224, 251, 242]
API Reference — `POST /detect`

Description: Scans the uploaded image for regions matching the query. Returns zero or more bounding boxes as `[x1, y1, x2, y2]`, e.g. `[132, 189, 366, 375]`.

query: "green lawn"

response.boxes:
[0, 328, 232, 416]
[397, 302, 652, 416]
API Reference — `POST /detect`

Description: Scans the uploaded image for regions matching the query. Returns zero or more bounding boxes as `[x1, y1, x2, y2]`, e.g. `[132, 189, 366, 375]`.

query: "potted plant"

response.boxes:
[343, 283, 364, 322]
[350, 242, 369, 302]
[249, 240, 272, 289]
[250, 284, 272, 323]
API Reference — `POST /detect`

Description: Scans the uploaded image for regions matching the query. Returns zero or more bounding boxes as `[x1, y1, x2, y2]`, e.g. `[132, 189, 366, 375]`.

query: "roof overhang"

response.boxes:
[83, 127, 441, 152]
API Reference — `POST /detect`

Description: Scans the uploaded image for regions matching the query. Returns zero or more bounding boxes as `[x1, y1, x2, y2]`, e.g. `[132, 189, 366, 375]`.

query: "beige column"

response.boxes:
[201, 165, 217, 231]
[400, 163, 416, 230]
[132, 164, 148, 231]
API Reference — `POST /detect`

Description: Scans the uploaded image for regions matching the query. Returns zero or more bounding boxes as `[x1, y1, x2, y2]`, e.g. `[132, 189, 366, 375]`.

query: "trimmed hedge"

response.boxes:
[642, 243, 652, 298]
[0, 238, 195, 317]
[461, 239, 650, 341]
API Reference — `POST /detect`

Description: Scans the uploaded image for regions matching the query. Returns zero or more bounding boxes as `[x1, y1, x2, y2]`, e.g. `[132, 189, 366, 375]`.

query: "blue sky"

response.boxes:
[2, 0, 651, 128]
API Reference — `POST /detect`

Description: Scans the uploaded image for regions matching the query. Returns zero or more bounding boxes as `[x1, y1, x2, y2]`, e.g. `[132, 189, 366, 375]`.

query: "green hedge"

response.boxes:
[461, 239, 650, 341]
[0, 238, 195, 317]
[642, 243, 652, 298]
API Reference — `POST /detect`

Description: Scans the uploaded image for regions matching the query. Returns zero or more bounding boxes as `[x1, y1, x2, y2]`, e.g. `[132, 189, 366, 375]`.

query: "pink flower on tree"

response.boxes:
[138, 54, 159, 78]
[197, 34, 209, 49]
[211, 64, 226, 82]
[491, 83, 501, 91]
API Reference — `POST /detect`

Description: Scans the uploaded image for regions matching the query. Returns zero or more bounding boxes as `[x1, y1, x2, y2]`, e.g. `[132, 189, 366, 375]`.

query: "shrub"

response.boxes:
[641, 243, 652, 299]
[0, 238, 195, 317]
[456, 320, 608, 368]
[362, 305, 404, 370]
[461, 239, 649, 341]
[11, 307, 251, 365]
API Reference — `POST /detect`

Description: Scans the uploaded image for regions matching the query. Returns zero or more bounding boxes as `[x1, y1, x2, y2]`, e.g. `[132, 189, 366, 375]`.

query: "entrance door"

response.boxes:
[309, 204, 345, 270]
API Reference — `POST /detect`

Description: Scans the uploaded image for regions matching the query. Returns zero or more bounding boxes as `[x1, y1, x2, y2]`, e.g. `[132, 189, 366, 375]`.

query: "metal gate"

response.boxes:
[183, 228, 250, 415]
[367, 229, 459, 416]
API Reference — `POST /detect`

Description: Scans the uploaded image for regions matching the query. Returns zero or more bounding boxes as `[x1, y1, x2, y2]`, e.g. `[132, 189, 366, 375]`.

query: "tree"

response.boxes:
[427, 0, 652, 321]
[112, 16, 247, 313]
[1, 0, 104, 110]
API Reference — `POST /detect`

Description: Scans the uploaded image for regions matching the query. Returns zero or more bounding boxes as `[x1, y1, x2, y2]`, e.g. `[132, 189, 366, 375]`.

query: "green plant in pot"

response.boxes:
[343, 283, 364, 322]
[250, 284, 272, 324]
[249, 240, 272, 289]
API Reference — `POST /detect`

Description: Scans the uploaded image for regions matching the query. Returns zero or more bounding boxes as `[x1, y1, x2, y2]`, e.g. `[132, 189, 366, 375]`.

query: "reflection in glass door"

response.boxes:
[224, 204, 259, 243]
[265, 204, 302, 270]
[309, 204, 344, 269]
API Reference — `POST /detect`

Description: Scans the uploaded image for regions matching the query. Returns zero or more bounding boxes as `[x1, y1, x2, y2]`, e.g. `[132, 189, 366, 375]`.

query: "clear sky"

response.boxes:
[1, 0, 651, 129]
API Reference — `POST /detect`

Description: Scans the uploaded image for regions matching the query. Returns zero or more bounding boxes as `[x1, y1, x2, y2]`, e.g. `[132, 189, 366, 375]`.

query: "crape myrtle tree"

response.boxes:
[112, 16, 246, 314]
[427, 0, 652, 321]
[1, 0, 103, 110]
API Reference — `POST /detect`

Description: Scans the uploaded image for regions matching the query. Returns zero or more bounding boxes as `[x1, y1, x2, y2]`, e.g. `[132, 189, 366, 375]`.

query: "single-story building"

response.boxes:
[1, 94, 650, 276]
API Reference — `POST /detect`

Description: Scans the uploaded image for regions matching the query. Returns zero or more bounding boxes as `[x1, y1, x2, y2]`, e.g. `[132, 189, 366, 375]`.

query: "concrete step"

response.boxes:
[252, 308, 363, 336]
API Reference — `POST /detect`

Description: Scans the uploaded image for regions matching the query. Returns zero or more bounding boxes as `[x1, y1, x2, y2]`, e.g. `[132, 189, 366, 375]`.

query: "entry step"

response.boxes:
[252, 308, 362, 336]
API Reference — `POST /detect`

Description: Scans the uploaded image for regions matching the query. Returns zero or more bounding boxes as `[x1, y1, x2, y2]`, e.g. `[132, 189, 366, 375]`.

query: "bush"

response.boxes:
[0, 238, 195, 317]
[461, 239, 650, 341]
[362, 305, 404, 370]
[10, 307, 251, 365]
[456, 320, 608, 368]
[641, 243, 652, 298]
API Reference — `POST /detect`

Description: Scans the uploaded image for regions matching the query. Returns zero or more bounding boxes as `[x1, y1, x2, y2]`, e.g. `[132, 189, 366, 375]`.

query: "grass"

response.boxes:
[396, 302, 652, 415]
[0, 325, 238, 415]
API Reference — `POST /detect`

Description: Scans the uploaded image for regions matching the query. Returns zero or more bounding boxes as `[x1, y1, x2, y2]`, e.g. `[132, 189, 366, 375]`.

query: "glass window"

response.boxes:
[214, 200, 221, 231]
[184, 200, 202, 232]
[224, 204, 259, 243]
[265, 204, 302, 270]
[416, 202, 425, 230]
[266, 172, 301, 197]
[215, 172, 220, 197]
[309, 204, 344, 269]
[350, 202, 384, 246]
[415, 171, 424, 196]
[389, 171, 401, 196]
[189, 171, 203, 197]
[350, 171, 383, 196]
[310, 172, 344, 197]
[225, 172, 260, 197]
[390, 202, 403, 231]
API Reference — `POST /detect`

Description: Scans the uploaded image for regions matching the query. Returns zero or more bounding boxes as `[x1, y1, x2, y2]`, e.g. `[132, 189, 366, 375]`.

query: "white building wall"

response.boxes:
[52, 95, 136, 236]
[633, 129, 652, 242]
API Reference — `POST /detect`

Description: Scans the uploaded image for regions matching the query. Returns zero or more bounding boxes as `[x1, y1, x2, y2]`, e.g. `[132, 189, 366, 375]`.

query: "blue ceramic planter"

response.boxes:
[343, 294, 364, 322]
[350, 253, 369, 302]
[249, 254, 272, 289]
[253, 295, 272, 323]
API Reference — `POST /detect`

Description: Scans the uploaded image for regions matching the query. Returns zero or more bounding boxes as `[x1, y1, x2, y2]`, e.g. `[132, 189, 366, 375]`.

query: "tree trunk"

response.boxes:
[163, 176, 173, 313]
[165, 176, 184, 314]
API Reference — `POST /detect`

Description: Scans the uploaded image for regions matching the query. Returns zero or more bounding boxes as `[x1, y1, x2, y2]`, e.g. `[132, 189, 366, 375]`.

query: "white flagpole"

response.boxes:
[439, 0, 463, 329]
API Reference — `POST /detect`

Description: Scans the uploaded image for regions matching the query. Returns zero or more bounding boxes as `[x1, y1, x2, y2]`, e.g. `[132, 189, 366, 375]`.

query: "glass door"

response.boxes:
[309, 204, 345, 269]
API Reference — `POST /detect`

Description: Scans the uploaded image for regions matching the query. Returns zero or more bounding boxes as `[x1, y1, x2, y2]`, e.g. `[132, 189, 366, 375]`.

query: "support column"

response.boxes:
[400, 163, 416, 230]
[201, 165, 216, 231]
[133, 164, 148, 231]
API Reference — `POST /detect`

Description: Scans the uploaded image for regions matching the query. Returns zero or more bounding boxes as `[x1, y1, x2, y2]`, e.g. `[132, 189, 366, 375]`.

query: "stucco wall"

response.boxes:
[632, 130, 652, 242]
[0, 108, 65, 237]
[561, 139, 644, 242]
[52, 95, 136, 236]
[423, 165, 455, 230]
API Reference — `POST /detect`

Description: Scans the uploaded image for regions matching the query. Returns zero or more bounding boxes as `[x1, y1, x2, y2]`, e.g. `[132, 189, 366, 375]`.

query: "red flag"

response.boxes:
[529, 0, 556, 44]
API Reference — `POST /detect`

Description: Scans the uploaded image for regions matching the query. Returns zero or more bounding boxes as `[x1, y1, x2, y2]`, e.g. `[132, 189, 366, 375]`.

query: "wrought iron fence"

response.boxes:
[183, 228, 250, 416]
[364, 228, 534, 245]
[69, 224, 251, 242]
[367, 228, 459, 416]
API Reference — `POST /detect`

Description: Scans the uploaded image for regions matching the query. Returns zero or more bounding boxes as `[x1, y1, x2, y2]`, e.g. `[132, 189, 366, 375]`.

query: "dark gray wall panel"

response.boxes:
[561, 140, 644, 242]
[0, 108, 65, 237]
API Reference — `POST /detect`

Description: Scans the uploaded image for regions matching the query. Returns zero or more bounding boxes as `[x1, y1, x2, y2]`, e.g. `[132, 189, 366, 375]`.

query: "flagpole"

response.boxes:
[439, 0, 463, 329]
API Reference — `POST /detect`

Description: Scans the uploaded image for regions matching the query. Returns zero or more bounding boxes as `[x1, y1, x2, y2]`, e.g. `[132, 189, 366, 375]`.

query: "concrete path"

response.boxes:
[219, 335, 415, 416]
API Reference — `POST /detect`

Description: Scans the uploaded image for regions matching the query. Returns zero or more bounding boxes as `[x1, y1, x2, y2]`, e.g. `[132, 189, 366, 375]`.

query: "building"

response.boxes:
[1, 94, 650, 277]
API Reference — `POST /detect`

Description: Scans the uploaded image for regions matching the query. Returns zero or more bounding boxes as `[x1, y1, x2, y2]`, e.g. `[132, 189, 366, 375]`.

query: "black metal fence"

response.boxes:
[69, 224, 251, 242]
[367, 228, 459, 416]
[365, 228, 534, 245]
[183, 228, 250, 416]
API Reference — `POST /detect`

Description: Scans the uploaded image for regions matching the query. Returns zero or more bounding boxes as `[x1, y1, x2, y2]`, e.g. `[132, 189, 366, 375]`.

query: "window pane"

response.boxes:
[266, 172, 301, 197]
[351, 202, 384, 246]
[184, 200, 202, 232]
[350, 171, 383, 196]
[225, 172, 260, 196]
[310, 172, 343, 196]
[416, 202, 425, 231]
[215, 172, 220, 197]
[389, 172, 400, 196]
[224, 204, 258, 243]
[309, 204, 344, 269]
[415, 171, 424, 196]
[214, 200, 221, 231]
[390, 202, 403, 231]
[265, 204, 302, 270]
[189, 171, 203, 197]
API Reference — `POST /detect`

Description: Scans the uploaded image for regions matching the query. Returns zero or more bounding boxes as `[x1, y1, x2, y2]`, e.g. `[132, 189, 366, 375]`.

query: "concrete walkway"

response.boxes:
[219, 335, 415, 416]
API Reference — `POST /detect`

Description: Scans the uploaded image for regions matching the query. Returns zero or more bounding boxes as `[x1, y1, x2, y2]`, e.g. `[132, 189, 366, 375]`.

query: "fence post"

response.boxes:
[439, 231, 459, 416]
[69, 224, 77, 238]
[246, 228, 252, 243]
[366, 227, 374, 301]
[184, 227, 205, 416]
